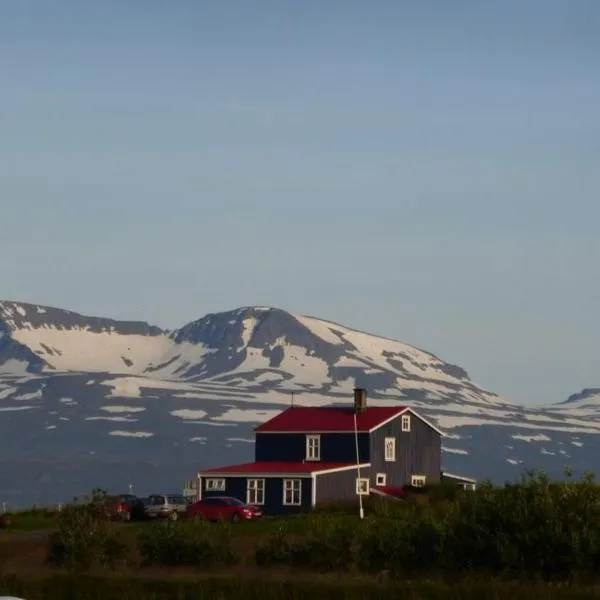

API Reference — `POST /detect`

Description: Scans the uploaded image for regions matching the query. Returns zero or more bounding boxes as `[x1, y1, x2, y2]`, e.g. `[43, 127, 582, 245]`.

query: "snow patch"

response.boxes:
[211, 408, 281, 423]
[100, 405, 146, 414]
[109, 430, 154, 438]
[442, 446, 469, 455]
[0, 405, 33, 412]
[85, 416, 138, 422]
[512, 433, 552, 443]
[170, 409, 207, 420]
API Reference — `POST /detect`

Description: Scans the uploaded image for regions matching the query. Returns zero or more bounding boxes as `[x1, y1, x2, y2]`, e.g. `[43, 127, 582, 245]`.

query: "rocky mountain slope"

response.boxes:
[0, 300, 598, 506]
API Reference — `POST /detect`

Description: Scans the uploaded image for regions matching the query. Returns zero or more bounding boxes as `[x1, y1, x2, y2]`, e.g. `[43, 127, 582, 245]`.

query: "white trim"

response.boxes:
[411, 475, 427, 487]
[375, 473, 387, 486]
[312, 463, 371, 476]
[401, 414, 411, 432]
[356, 477, 370, 496]
[197, 475, 202, 501]
[201, 471, 313, 479]
[254, 407, 445, 437]
[442, 471, 477, 484]
[310, 473, 317, 507]
[282, 478, 302, 506]
[384, 437, 396, 462]
[305, 434, 321, 461]
[246, 478, 265, 505]
[201, 463, 371, 479]
[205, 478, 225, 491]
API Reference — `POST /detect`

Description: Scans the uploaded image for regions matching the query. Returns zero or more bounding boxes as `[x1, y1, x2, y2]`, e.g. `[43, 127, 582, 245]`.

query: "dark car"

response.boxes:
[187, 496, 263, 523]
[103, 494, 146, 521]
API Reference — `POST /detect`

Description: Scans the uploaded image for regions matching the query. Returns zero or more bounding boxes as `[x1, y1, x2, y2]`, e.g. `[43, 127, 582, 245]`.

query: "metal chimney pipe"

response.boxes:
[353, 387, 367, 414]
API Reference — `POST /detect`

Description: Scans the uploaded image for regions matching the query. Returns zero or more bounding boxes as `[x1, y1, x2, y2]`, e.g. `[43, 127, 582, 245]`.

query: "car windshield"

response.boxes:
[225, 498, 244, 506]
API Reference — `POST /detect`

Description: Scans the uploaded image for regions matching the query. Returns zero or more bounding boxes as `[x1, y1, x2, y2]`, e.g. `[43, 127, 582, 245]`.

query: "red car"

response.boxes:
[186, 496, 263, 523]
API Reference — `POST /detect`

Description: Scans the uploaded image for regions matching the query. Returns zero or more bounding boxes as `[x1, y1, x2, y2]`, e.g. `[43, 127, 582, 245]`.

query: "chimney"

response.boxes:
[353, 387, 367, 414]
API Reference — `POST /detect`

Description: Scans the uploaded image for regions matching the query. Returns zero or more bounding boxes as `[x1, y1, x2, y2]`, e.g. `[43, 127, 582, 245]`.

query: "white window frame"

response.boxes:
[384, 437, 396, 462]
[305, 434, 321, 461]
[411, 475, 427, 487]
[356, 477, 370, 496]
[205, 478, 225, 492]
[282, 479, 302, 506]
[375, 473, 387, 486]
[401, 414, 411, 432]
[247, 479, 265, 505]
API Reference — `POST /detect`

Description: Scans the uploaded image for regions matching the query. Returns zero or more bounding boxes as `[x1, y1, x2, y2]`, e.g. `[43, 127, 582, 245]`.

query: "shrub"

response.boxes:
[255, 524, 293, 566]
[138, 520, 238, 567]
[255, 516, 355, 571]
[47, 495, 127, 570]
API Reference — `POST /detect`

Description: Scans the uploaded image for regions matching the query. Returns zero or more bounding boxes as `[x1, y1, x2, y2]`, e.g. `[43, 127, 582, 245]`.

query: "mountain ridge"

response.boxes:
[1, 298, 599, 506]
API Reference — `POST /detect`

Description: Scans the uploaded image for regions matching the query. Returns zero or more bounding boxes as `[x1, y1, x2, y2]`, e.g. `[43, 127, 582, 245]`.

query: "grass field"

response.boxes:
[1, 513, 600, 599]
[4, 477, 600, 599]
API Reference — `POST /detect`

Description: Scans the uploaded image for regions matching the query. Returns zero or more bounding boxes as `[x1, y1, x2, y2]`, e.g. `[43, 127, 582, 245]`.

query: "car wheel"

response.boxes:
[169, 511, 179, 521]
[231, 512, 240, 524]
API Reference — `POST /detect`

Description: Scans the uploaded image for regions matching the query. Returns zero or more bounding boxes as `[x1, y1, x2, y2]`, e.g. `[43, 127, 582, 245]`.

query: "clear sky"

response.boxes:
[0, 1, 598, 406]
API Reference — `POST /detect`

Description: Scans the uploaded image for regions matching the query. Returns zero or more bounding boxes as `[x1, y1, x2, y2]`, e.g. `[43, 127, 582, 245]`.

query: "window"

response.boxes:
[384, 437, 396, 462]
[356, 477, 370, 496]
[411, 475, 426, 487]
[401, 414, 411, 432]
[282, 479, 302, 505]
[375, 473, 387, 486]
[306, 434, 321, 461]
[247, 479, 265, 505]
[206, 478, 225, 491]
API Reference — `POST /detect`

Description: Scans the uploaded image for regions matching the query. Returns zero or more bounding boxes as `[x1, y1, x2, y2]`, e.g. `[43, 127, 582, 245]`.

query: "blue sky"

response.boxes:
[0, 1, 598, 405]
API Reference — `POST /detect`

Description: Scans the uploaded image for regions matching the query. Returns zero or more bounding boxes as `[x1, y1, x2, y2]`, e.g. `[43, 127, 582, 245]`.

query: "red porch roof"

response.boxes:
[200, 461, 367, 475]
[254, 406, 408, 433]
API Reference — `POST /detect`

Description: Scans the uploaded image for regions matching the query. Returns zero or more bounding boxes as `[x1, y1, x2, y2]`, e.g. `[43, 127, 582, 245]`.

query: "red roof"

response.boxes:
[200, 461, 366, 475]
[254, 406, 408, 433]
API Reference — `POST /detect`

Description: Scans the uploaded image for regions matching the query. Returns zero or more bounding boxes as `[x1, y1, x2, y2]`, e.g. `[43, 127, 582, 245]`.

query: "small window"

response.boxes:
[247, 479, 265, 505]
[411, 475, 426, 487]
[206, 478, 225, 491]
[356, 477, 370, 496]
[306, 434, 321, 461]
[375, 473, 387, 486]
[384, 437, 396, 462]
[282, 479, 302, 506]
[401, 414, 411, 432]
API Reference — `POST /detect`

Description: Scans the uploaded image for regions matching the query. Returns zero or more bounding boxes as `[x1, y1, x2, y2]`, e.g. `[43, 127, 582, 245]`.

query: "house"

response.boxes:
[196, 388, 465, 515]
[441, 471, 477, 491]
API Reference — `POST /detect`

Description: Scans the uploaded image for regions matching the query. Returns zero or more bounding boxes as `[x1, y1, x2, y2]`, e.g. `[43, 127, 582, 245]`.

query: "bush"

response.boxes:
[47, 492, 127, 570]
[255, 516, 355, 571]
[138, 520, 238, 567]
[256, 471, 600, 582]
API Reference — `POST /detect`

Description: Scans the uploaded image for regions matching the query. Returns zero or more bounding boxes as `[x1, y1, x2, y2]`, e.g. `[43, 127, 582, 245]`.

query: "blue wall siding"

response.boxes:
[314, 467, 371, 504]
[369, 414, 441, 487]
[201, 476, 312, 515]
[255, 432, 370, 462]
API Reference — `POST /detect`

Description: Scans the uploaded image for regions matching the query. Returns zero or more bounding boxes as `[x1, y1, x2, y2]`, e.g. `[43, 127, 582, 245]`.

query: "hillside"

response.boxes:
[0, 300, 598, 505]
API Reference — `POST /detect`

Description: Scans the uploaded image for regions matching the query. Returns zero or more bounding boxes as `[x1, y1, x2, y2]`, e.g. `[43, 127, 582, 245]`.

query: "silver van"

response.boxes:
[145, 494, 189, 520]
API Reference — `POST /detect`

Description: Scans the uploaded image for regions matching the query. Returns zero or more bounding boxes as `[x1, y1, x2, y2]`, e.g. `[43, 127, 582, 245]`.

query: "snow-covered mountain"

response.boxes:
[0, 300, 598, 506]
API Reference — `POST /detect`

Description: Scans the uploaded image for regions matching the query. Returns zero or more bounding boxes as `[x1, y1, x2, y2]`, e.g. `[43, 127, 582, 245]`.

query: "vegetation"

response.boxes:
[4, 470, 600, 598]
[3, 574, 600, 600]
[46, 488, 127, 570]
[138, 519, 237, 567]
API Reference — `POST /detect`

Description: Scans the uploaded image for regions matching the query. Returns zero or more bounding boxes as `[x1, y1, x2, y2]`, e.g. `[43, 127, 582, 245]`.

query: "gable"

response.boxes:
[254, 405, 444, 437]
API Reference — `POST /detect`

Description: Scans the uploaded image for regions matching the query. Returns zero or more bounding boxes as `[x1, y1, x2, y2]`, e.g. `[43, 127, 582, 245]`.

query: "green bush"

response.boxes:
[46, 493, 127, 570]
[138, 520, 238, 567]
[256, 471, 600, 582]
[255, 524, 293, 566]
[255, 516, 355, 571]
